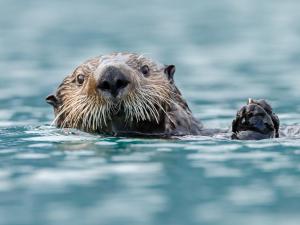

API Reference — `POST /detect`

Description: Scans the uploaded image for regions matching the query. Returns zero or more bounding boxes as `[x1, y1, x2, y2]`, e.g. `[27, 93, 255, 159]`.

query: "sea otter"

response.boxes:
[46, 52, 280, 140]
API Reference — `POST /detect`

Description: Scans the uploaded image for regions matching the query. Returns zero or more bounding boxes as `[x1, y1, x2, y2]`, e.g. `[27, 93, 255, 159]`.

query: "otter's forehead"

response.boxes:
[101, 52, 134, 65]
[82, 53, 164, 71]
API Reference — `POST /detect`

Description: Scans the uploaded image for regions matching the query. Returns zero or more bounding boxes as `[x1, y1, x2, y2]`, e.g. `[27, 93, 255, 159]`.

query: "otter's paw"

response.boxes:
[231, 99, 280, 140]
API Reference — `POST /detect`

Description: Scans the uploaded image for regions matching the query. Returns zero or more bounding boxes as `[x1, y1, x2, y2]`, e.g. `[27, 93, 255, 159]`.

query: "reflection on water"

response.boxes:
[1, 0, 300, 225]
[1, 126, 300, 225]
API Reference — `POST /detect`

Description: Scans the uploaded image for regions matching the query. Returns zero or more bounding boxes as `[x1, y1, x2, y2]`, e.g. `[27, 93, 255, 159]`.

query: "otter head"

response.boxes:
[46, 53, 178, 135]
[232, 99, 280, 140]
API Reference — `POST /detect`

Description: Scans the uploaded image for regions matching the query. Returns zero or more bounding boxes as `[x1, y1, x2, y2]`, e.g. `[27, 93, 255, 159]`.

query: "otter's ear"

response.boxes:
[46, 94, 59, 108]
[164, 65, 176, 81]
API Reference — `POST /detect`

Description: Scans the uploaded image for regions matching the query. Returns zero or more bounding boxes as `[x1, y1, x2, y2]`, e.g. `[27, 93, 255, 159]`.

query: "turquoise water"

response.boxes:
[1, 0, 300, 224]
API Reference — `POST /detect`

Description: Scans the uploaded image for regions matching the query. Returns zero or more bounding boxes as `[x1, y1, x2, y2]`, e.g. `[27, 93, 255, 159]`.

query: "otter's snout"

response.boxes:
[97, 66, 130, 98]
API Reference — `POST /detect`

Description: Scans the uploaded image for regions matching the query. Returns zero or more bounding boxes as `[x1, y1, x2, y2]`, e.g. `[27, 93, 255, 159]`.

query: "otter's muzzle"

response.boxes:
[97, 66, 130, 98]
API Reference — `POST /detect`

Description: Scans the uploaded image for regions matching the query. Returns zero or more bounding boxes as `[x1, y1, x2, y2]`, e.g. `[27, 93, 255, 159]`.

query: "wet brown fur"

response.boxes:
[47, 53, 203, 136]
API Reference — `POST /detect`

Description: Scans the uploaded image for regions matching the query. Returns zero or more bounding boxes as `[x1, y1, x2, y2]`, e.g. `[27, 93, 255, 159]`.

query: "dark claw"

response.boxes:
[232, 99, 280, 140]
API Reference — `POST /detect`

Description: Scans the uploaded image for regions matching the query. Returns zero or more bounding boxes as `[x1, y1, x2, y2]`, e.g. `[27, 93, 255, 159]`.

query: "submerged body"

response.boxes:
[46, 52, 285, 140]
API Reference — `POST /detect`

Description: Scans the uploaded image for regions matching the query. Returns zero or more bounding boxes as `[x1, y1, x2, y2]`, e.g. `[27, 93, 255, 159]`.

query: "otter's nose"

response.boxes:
[97, 66, 130, 97]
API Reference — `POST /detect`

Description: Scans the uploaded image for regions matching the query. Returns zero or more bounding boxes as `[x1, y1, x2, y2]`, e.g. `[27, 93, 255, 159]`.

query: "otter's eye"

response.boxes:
[76, 74, 85, 85]
[141, 65, 150, 76]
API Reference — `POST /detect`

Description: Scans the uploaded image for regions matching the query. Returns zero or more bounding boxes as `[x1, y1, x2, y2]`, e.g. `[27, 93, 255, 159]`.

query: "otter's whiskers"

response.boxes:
[52, 94, 112, 132]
